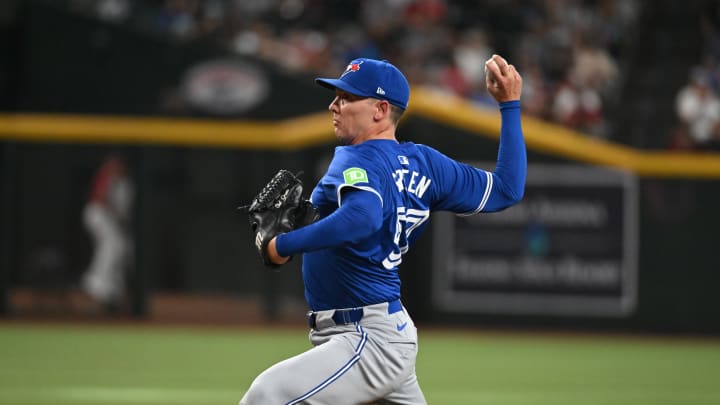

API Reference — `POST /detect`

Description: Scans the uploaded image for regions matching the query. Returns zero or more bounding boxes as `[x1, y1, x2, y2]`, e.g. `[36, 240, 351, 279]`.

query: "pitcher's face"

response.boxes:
[328, 90, 377, 145]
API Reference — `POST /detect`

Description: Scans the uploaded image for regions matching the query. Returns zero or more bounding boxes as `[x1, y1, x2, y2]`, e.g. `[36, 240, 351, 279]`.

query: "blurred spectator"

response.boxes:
[569, 35, 618, 96]
[332, 24, 383, 70]
[453, 28, 494, 98]
[675, 67, 720, 148]
[518, 60, 549, 118]
[552, 78, 603, 136]
[67, 0, 130, 23]
[96, 0, 131, 23]
[666, 125, 697, 152]
[153, 0, 199, 39]
[81, 155, 134, 310]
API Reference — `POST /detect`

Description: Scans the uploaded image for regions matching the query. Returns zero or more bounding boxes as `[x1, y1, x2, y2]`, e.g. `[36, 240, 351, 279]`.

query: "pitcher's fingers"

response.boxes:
[508, 65, 522, 81]
[485, 58, 501, 78]
[492, 54, 509, 75]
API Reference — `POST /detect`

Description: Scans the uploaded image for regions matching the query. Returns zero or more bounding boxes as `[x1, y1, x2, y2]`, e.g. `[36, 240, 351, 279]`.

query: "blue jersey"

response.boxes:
[303, 140, 494, 310]
[277, 101, 525, 311]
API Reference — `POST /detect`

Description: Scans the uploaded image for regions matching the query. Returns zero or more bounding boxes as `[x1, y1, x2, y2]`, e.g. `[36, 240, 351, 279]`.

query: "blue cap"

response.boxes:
[315, 58, 410, 110]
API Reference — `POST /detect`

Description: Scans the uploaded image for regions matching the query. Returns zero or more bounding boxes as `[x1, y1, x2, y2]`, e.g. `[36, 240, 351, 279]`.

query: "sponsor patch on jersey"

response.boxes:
[343, 167, 368, 185]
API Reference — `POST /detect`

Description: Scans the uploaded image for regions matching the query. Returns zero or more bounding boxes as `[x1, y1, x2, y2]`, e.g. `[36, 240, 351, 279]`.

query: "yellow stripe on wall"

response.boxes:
[1, 86, 720, 178]
[0, 112, 333, 149]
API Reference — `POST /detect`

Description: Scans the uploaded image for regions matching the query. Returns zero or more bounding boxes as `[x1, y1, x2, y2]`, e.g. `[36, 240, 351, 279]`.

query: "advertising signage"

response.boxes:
[432, 164, 638, 317]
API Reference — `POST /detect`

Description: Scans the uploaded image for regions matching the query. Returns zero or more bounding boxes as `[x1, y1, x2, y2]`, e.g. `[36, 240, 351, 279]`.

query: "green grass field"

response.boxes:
[1, 323, 719, 404]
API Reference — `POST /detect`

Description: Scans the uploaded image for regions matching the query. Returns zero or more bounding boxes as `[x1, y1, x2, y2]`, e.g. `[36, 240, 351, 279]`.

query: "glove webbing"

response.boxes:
[250, 170, 301, 212]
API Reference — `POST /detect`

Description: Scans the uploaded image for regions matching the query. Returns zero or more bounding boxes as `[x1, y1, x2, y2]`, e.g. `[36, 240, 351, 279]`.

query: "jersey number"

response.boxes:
[382, 207, 430, 269]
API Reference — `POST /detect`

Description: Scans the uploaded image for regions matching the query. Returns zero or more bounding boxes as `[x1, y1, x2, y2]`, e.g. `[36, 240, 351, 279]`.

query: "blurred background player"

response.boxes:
[80, 154, 134, 310]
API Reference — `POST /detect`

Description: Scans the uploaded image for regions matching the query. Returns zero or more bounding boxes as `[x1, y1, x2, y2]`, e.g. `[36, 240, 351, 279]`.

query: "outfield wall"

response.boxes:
[1, 108, 720, 333]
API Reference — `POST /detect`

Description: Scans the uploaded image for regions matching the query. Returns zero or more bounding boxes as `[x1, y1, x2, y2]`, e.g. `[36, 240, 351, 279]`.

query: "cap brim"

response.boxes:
[315, 78, 370, 98]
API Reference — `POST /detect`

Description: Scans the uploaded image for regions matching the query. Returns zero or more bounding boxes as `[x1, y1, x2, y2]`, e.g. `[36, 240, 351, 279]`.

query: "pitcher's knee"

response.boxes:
[239, 373, 284, 405]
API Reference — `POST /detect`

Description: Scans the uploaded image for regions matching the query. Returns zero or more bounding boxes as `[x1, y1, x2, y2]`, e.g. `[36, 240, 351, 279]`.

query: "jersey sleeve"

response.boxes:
[279, 146, 388, 257]
[275, 190, 382, 257]
[420, 101, 526, 215]
[324, 146, 385, 207]
[420, 146, 494, 214]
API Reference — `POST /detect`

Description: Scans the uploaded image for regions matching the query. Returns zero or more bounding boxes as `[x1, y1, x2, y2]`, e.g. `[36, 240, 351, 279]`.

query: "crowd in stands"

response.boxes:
[64, 0, 639, 138]
[671, 1, 720, 151]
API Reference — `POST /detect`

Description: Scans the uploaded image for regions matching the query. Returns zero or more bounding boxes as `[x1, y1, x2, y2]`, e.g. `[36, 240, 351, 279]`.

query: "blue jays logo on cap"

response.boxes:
[316, 58, 410, 110]
[340, 60, 364, 78]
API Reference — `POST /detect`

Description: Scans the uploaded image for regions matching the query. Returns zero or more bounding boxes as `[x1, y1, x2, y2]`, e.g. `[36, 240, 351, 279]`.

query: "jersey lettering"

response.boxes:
[382, 207, 430, 269]
[392, 169, 409, 192]
[392, 169, 432, 198]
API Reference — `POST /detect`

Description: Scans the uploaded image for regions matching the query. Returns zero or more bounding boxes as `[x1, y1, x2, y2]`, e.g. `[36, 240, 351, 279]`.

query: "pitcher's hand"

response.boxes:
[485, 54, 522, 103]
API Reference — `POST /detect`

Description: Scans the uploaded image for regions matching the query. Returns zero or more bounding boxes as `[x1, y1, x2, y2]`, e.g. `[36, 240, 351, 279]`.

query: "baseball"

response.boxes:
[485, 59, 499, 81]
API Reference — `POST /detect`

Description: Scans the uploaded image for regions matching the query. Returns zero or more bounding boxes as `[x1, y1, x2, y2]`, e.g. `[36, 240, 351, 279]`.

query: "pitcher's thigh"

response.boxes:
[240, 333, 377, 405]
[378, 371, 427, 405]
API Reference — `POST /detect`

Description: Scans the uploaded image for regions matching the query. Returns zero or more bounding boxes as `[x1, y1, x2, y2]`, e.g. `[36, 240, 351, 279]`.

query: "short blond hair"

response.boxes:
[389, 105, 405, 125]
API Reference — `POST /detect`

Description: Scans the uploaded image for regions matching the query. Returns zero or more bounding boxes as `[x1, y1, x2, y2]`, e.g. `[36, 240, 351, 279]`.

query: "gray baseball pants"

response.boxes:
[239, 301, 427, 405]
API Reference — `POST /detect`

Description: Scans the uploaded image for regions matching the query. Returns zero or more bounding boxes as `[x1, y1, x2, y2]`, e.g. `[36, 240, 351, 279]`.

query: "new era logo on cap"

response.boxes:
[315, 58, 410, 110]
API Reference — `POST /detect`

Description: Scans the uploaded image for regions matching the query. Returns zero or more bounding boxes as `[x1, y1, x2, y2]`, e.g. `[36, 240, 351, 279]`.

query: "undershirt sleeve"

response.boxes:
[483, 100, 526, 212]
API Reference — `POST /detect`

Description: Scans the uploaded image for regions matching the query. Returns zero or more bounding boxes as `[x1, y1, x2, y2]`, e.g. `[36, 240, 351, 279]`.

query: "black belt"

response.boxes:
[307, 299, 402, 329]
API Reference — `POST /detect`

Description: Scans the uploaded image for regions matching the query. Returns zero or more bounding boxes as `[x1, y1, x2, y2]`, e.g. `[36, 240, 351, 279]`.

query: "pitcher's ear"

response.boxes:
[374, 99, 390, 121]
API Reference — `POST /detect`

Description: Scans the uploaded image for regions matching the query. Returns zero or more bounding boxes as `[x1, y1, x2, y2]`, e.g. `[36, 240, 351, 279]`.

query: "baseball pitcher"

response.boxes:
[239, 55, 526, 404]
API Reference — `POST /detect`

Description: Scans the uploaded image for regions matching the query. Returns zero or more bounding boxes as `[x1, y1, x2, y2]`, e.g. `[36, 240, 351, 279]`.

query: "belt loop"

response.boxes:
[307, 312, 316, 329]
[387, 299, 402, 314]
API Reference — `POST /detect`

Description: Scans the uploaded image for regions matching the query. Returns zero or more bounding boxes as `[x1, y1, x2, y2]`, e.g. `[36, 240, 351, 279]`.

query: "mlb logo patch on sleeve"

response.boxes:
[343, 167, 369, 185]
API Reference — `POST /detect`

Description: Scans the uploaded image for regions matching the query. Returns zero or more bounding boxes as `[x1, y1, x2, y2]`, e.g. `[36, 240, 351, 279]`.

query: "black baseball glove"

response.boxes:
[239, 170, 319, 268]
